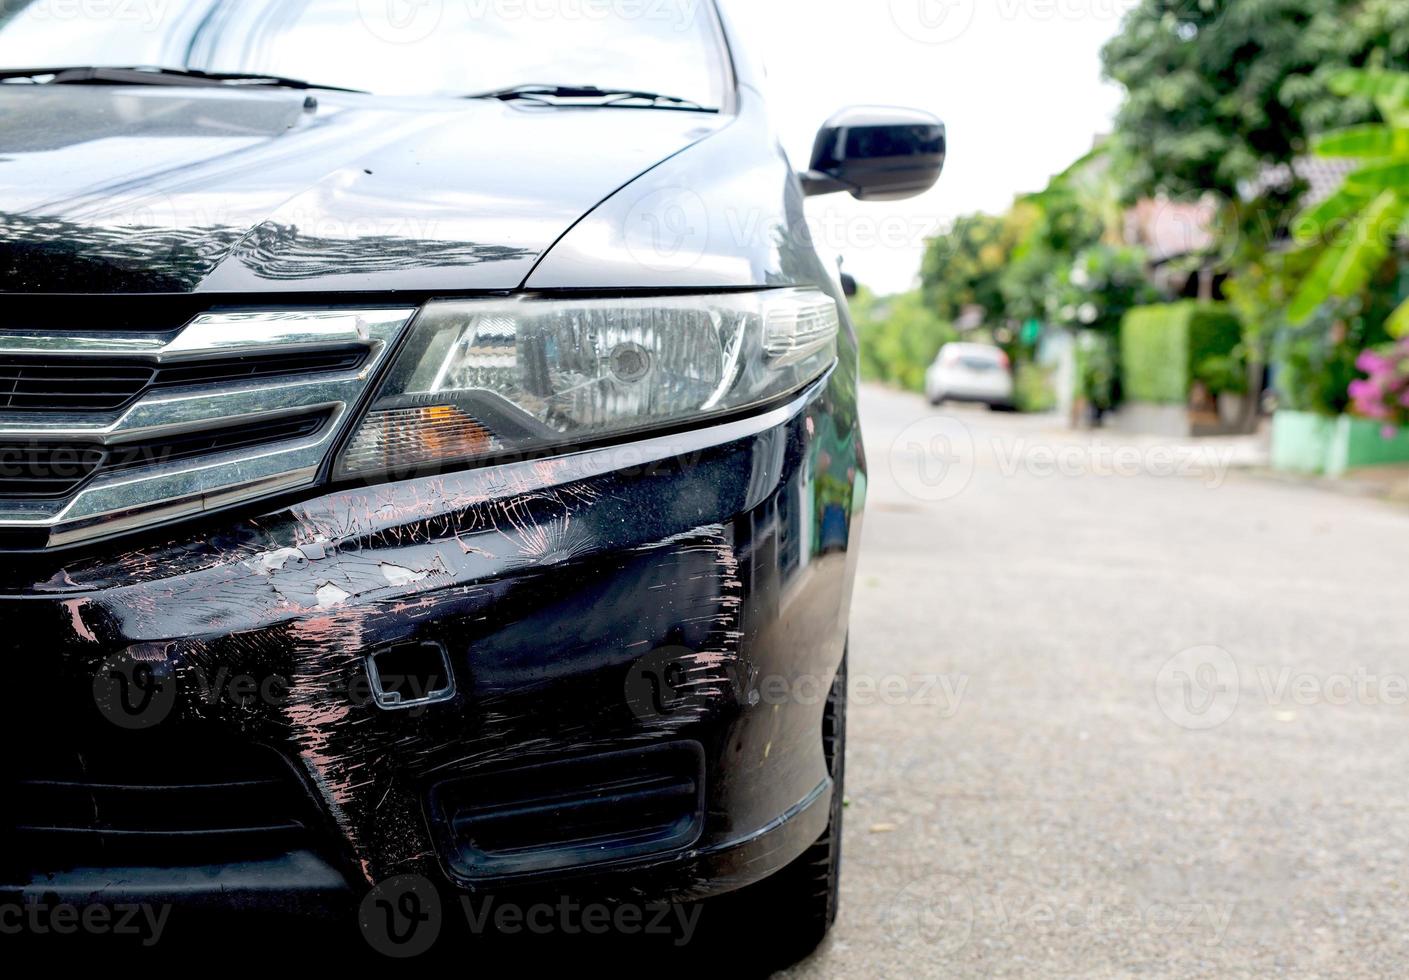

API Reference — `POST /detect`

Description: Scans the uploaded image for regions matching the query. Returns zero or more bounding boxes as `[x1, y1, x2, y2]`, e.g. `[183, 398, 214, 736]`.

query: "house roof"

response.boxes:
[1126, 158, 1360, 263]
[1244, 157, 1358, 207]
[1125, 198, 1217, 264]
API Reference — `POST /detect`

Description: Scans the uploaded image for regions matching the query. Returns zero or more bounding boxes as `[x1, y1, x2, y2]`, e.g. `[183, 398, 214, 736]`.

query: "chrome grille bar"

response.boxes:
[0, 308, 416, 548]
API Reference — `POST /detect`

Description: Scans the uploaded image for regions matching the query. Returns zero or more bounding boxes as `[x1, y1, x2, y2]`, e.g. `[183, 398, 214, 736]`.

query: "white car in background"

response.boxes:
[925, 342, 1016, 410]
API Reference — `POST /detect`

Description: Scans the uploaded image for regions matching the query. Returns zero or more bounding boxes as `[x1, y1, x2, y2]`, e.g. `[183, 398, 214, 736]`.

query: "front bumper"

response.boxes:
[0, 377, 864, 910]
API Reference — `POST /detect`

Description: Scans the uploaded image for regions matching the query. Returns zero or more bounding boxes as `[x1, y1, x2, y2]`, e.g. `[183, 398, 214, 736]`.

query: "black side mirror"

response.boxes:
[801, 106, 946, 201]
[839, 272, 858, 298]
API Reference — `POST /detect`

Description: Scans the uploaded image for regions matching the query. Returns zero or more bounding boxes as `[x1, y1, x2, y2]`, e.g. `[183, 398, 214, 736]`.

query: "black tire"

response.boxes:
[727, 651, 847, 967]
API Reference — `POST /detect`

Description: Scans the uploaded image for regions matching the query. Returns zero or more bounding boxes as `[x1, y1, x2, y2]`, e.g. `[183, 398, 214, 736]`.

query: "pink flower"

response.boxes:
[1350, 344, 1409, 427]
[1349, 379, 1385, 416]
[1358, 350, 1392, 375]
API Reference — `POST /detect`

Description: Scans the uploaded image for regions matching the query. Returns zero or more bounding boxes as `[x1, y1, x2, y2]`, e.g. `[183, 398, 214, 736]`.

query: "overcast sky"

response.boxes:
[724, 0, 1139, 295]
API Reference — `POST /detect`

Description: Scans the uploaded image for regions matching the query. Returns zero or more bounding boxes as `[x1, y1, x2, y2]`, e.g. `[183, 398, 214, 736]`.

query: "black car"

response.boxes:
[0, 0, 943, 962]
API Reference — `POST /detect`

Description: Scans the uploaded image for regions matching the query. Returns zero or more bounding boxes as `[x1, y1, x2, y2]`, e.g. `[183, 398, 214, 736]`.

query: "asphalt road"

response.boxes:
[783, 384, 1409, 979]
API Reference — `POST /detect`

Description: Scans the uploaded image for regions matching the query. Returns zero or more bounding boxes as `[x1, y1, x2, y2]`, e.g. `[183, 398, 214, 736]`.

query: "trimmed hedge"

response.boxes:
[1120, 302, 1243, 405]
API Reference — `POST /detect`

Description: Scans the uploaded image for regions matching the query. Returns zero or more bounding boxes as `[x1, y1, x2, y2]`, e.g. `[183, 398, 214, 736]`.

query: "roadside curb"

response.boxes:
[1240, 466, 1409, 505]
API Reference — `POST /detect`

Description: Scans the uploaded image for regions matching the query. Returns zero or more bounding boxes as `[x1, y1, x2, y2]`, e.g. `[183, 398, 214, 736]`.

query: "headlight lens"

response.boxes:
[334, 289, 839, 479]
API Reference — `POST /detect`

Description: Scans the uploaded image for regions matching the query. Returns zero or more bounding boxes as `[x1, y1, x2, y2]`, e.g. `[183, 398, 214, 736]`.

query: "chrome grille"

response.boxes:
[0, 347, 370, 414]
[103, 411, 333, 473]
[0, 309, 415, 548]
[151, 347, 367, 390]
[0, 357, 156, 412]
[0, 443, 105, 498]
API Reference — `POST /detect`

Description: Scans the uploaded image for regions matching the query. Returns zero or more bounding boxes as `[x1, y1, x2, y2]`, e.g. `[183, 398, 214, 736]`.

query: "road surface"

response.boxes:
[784, 384, 1409, 978]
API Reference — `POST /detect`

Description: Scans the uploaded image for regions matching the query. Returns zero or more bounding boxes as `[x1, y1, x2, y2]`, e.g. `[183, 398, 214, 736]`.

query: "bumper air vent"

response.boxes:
[427, 741, 707, 881]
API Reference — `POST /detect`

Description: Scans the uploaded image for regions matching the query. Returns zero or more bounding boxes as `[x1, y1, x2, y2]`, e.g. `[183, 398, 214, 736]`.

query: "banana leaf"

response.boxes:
[1314, 124, 1409, 160]
[1345, 161, 1409, 195]
[1388, 297, 1409, 339]
[1328, 68, 1409, 110]
[1289, 190, 1406, 323]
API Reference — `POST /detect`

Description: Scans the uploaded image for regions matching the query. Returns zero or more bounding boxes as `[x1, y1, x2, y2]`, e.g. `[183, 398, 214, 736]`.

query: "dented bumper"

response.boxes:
[2, 377, 863, 907]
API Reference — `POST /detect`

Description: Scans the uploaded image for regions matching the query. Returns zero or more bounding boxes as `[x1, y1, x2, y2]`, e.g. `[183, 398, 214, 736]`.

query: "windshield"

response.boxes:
[0, 0, 728, 105]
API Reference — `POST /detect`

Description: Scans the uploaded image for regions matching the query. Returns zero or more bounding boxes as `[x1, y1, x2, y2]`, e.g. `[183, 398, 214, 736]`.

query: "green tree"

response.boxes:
[1001, 161, 1109, 324]
[919, 212, 1024, 324]
[1046, 245, 1160, 338]
[854, 289, 957, 393]
[1287, 68, 1409, 331]
[1102, 0, 1409, 204]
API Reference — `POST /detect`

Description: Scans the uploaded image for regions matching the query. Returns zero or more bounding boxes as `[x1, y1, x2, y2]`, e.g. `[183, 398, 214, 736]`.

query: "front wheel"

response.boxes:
[726, 651, 847, 966]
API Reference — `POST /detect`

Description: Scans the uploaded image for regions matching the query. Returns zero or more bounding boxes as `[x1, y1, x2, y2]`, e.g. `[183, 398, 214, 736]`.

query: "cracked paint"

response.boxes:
[315, 582, 352, 608]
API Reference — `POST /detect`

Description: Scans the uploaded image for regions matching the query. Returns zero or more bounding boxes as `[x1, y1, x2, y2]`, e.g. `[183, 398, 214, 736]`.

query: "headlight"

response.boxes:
[334, 289, 839, 479]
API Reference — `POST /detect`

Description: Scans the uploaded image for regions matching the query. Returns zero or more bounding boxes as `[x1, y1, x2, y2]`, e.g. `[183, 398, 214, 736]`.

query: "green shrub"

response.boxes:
[1015, 362, 1057, 413]
[1120, 302, 1243, 404]
[854, 290, 957, 393]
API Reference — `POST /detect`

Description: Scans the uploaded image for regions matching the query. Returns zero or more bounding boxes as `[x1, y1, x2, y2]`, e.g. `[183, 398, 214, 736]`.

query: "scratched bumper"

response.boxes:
[0, 376, 864, 908]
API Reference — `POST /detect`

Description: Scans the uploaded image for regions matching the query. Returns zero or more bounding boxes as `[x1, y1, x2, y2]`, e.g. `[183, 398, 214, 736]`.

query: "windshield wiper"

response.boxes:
[466, 83, 712, 112]
[0, 65, 367, 93]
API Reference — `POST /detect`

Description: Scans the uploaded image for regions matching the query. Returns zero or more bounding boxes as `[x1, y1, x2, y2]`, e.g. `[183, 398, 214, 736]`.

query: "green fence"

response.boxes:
[1120, 302, 1242, 404]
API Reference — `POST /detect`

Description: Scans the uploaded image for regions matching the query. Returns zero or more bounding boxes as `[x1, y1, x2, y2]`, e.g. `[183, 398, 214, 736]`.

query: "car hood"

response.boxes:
[0, 86, 727, 295]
